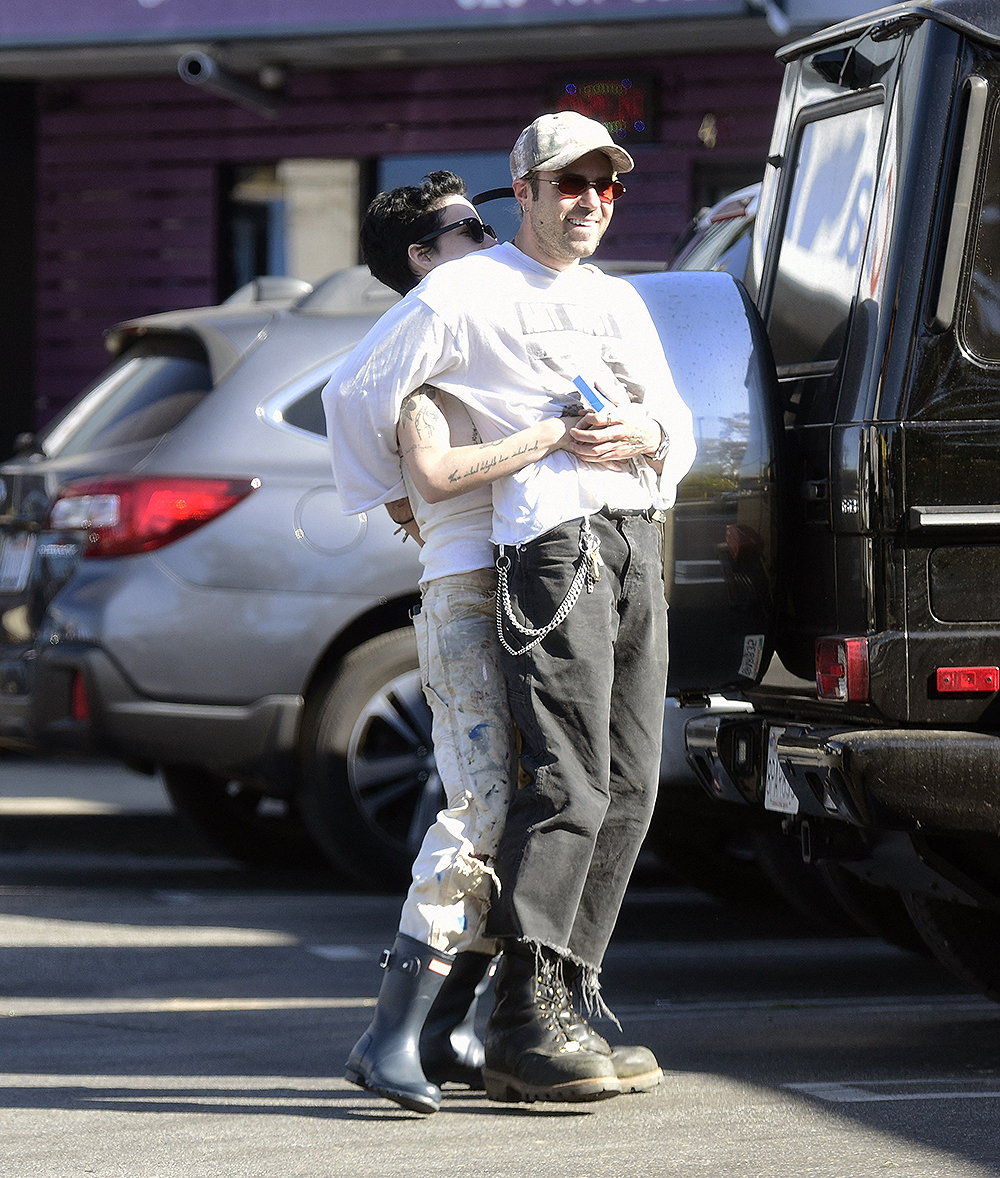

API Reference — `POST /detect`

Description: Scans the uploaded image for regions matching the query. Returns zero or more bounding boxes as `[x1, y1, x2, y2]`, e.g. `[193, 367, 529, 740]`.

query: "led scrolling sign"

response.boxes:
[554, 74, 657, 144]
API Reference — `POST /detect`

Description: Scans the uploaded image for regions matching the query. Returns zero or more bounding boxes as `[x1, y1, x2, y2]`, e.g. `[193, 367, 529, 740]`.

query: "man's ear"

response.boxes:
[407, 241, 434, 280]
[512, 175, 532, 213]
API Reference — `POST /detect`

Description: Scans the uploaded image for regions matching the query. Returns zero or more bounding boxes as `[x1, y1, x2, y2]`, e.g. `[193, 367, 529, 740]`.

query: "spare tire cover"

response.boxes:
[627, 270, 781, 693]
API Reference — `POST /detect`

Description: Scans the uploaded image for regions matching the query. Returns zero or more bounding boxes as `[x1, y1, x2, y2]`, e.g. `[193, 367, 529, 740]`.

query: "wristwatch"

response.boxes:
[650, 424, 670, 462]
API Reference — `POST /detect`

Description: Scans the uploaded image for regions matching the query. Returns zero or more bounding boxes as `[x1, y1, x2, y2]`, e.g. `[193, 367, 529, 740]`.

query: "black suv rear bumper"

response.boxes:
[686, 713, 1000, 835]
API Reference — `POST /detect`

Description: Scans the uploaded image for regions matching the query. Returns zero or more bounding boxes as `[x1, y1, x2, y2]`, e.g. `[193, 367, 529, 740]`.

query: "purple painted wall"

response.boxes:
[35, 51, 782, 421]
[6, 0, 743, 44]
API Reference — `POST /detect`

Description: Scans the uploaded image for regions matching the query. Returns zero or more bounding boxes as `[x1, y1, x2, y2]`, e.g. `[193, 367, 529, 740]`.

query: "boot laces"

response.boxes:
[534, 956, 574, 1044]
[552, 965, 589, 1036]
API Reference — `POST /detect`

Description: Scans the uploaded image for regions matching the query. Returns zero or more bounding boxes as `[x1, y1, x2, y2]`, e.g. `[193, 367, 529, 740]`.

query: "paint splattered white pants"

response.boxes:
[398, 567, 514, 956]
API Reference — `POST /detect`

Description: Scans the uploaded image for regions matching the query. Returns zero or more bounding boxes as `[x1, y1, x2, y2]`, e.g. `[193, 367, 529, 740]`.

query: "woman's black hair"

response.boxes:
[360, 170, 468, 295]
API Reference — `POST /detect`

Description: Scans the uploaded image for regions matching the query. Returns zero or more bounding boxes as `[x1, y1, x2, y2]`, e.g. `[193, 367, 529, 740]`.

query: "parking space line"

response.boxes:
[0, 915, 296, 947]
[787, 1079, 1000, 1103]
[0, 798, 122, 815]
[308, 945, 370, 960]
[2, 996, 375, 1017]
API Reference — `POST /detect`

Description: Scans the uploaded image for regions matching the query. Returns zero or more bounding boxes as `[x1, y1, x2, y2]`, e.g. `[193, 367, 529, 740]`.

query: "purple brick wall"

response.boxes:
[35, 51, 782, 422]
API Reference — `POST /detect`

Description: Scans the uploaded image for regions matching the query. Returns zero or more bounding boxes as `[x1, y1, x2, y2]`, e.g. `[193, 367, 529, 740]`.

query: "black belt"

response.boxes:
[598, 505, 655, 521]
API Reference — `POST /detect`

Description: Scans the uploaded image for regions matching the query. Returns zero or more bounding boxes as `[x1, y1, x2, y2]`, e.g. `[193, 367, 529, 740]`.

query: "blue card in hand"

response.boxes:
[572, 375, 613, 414]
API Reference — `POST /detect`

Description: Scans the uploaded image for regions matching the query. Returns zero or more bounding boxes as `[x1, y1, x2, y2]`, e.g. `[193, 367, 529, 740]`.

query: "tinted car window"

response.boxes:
[281, 384, 327, 437]
[963, 101, 1000, 366]
[675, 217, 753, 280]
[768, 101, 883, 370]
[41, 337, 212, 458]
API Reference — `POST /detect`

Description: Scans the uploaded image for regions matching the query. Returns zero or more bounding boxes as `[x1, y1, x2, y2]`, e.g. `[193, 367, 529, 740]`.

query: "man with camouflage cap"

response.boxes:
[329, 110, 695, 1104]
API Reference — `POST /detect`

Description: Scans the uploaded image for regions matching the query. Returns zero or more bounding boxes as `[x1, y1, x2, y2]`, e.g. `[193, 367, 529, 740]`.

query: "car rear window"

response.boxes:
[280, 384, 327, 437]
[675, 217, 753, 280]
[40, 336, 213, 458]
[963, 100, 1000, 367]
[910, 89, 1000, 421]
[767, 100, 883, 371]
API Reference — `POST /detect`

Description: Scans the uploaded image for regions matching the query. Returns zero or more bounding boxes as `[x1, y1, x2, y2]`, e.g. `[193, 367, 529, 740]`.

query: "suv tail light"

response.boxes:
[816, 637, 869, 702]
[709, 193, 754, 223]
[49, 476, 259, 557]
[71, 671, 89, 721]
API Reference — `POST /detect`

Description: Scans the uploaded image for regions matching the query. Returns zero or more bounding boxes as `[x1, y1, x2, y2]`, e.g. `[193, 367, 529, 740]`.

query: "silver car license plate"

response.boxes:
[763, 725, 799, 814]
[0, 532, 37, 592]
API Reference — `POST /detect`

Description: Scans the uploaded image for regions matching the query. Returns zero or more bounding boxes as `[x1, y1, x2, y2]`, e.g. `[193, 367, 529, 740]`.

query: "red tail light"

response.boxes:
[816, 637, 869, 702]
[49, 476, 259, 557]
[71, 671, 89, 722]
[937, 666, 1000, 693]
[709, 194, 754, 223]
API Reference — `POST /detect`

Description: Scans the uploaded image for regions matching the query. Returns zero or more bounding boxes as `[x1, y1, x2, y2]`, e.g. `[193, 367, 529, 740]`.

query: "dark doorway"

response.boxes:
[0, 83, 36, 455]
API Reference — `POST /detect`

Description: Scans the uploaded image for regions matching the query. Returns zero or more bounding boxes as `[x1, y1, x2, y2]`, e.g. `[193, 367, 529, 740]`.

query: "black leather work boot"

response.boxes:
[483, 942, 621, 1104]
[419, 950, 494, 1089]
[345, 933, 455, 1114]
[557, 961, 662, 1093]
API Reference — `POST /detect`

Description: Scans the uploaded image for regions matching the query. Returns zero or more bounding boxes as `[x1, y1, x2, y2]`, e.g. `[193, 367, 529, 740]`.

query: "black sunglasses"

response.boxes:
[547, 175, 626, 203]
[415, 217, 498, 246]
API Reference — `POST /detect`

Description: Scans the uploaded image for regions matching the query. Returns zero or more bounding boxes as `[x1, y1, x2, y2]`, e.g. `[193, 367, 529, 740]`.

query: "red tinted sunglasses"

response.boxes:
[548, 175, 626, 203]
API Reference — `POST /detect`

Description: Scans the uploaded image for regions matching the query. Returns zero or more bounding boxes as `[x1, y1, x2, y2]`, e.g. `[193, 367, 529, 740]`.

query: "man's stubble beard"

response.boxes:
[524, 204, 609, 266]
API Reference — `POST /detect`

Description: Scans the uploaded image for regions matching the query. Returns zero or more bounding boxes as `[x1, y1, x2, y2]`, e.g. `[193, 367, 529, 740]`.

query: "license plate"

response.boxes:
[0, 532, 36, 592]
[763, 725, 799, 814]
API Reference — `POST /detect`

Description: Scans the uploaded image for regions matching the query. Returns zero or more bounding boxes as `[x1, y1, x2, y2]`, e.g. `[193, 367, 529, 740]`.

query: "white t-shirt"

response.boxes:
[400, 390, 494, 585]
[401, 469, 493, 586]
[324, 241, 696, 547]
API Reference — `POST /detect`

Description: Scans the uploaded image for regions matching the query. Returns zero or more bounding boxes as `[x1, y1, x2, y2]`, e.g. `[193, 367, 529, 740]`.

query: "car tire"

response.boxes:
[902, 893, 1000, 999]
[161, 764, 330, 871]
[297, 627, 444, 891]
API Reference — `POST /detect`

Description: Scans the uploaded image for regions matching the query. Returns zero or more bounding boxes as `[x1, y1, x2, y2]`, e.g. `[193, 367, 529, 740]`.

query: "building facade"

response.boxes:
[0, 0, 874, 444]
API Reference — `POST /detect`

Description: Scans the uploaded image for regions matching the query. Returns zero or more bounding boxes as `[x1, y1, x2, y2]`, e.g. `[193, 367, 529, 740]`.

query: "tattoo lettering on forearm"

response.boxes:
[446, 437, 540, 484]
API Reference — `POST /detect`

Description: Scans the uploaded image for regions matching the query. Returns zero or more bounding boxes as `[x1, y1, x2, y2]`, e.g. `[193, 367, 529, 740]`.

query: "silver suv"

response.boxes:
[0, 268, 429, 886]
[0, 261, 772, 891]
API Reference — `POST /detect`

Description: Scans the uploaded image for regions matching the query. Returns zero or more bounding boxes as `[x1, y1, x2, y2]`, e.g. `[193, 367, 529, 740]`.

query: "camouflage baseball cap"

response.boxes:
[510, 111, 634, 182]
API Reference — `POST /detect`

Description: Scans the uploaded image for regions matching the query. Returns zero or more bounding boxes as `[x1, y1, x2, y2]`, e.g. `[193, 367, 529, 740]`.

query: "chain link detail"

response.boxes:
[495, 519, 601, 657]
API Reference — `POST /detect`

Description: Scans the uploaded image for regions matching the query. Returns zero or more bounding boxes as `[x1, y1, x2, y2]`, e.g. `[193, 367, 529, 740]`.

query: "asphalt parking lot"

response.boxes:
[2, 756, 1000, 1178]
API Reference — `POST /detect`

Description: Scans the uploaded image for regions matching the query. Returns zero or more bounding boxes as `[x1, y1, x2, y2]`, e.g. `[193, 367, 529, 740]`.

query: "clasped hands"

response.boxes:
[561, 381, 662, 466]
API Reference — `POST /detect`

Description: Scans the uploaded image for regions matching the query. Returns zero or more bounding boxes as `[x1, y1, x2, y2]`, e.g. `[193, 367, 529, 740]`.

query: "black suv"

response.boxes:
[684, 0, 1000, 998]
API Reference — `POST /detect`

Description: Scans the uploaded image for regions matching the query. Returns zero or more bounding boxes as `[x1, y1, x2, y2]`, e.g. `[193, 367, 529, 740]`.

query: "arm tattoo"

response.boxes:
[385, 496, 415, 524]
[446, 437, 540, 484]
[399, 388, 442, 444]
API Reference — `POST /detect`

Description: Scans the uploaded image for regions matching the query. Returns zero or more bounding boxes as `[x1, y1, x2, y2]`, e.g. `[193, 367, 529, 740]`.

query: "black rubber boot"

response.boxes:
[345, 933, 455, 1114]
[483, 943, 621, 1104]
[557, 962, 662, 1093]
[420, 951, 494, 1089]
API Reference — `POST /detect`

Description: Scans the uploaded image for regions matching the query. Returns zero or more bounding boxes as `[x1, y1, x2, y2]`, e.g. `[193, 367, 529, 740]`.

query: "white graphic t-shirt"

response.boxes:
[324, 242, 695, 547]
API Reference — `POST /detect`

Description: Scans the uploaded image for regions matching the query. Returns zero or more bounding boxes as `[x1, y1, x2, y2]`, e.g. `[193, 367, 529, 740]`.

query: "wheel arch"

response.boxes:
[299, 593, 420, 718]
[295, 622, 434, 889]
